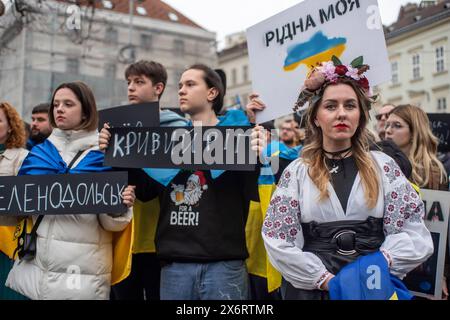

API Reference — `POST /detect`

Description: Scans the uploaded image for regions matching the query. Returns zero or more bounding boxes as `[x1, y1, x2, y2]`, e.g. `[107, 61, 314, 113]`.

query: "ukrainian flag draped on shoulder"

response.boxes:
[16, 140, 133, 285]
[246, 141, 302, 292]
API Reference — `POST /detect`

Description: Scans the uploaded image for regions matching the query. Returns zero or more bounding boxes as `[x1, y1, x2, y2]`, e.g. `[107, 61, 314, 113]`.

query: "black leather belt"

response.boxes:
[301, 217, 385, 274]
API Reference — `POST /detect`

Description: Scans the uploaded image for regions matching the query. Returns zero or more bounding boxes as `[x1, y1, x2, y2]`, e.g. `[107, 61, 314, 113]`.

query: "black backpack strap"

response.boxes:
[67, 149, 86, 169]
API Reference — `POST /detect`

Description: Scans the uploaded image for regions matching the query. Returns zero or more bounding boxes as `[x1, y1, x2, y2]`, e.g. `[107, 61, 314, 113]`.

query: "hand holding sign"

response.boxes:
[121, 185, 136, 208]
[99, 123, 112, 152]
[251, 125, 268, 158]
[246, 93, 267, 124]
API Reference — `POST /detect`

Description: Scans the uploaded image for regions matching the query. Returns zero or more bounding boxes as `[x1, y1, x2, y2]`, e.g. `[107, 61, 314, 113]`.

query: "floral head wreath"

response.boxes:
[293, 55, 376, 113]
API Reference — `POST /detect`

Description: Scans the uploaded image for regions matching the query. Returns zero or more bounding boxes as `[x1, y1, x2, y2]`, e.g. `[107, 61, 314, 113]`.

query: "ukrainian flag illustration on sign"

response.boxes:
[283, 31, 346, 72]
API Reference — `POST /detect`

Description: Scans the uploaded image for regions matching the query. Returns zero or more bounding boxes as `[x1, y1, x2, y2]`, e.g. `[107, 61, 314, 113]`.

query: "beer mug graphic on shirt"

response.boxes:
[176, 190, 184, 203]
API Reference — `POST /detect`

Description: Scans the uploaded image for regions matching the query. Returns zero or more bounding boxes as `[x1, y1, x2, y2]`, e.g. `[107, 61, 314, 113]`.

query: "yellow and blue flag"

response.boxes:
[284, 31, 346, 72]
[328, 251, 413, 300]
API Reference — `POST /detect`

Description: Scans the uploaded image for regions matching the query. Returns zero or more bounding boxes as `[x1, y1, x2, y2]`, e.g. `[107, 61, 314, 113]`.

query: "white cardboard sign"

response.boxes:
[246, 0, 391, 124]
[403, 189, 450, 300]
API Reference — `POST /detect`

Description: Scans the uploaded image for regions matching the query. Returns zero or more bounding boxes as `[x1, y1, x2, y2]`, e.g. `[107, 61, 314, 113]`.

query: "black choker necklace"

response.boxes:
[323, 146, 352, 159]
[323, 147, 353, 175]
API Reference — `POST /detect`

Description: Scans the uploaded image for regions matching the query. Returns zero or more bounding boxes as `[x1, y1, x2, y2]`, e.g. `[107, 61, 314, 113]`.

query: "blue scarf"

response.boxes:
[144, 110, 251, 186]
[19, 139, 111, 176]
[328, 251, 412, 300]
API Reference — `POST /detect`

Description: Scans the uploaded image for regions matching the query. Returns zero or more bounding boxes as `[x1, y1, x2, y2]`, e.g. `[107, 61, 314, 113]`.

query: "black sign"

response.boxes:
[98, 102, 160, 128]
[104, 126, 257, 171]
[428, 113, 450, 152]
[0, 172, 128, 216]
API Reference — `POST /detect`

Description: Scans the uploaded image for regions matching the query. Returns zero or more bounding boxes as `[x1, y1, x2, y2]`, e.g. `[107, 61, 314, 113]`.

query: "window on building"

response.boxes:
[66, 58, 79, 74]
[105, 27, 118, 44]
[141, 34, 153, 50]
[436, 46, 445, 73]
[173, 39, 185, 57]
[437, 97, 447, 111]
[168, 12, 179, 21]
[412, 54, 421, 80]
[391, 61, 399, 84]
[231, 68, 237, 86]
[102, 0, 113, 9]
[243, 65, 248, 83]
[136, 6, 147, 16]
[105, 63, 116, 79]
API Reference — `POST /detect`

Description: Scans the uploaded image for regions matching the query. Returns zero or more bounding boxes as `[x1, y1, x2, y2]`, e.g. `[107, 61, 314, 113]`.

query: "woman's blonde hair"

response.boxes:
[389, 104, 447, 188]
[302, 79, 379, 208]
[0, 102, 26, 149]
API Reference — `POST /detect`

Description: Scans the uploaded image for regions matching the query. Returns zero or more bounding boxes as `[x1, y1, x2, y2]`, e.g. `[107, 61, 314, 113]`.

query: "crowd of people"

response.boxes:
[0, 56, 448, 300]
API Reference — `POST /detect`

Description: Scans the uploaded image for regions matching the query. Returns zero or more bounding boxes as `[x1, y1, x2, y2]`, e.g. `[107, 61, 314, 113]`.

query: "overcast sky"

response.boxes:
[164, 0, 422, 47]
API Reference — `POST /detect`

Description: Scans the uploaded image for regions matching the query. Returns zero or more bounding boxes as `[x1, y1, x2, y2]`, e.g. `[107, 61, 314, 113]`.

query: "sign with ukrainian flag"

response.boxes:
[246, 0, 391, 123]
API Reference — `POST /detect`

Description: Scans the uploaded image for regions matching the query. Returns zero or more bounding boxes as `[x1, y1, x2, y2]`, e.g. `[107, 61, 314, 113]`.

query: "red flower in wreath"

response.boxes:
[358, 77, 370, 90]
[335, 65, 348, 76]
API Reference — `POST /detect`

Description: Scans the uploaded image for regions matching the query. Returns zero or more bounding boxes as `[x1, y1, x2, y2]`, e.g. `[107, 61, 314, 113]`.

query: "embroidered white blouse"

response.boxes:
[262, 151, 434, 291]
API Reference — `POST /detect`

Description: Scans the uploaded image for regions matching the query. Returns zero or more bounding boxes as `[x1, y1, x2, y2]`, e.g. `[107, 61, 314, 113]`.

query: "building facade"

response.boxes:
[376, 0, 450, 114]
[218, 32, 252, 111]
[0, 0, 217, 120]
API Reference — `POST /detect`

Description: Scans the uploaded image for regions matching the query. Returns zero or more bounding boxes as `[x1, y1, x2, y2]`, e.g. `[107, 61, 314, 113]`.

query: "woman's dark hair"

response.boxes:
[187, 64, 225, 114]
[49, 81, 98, 131]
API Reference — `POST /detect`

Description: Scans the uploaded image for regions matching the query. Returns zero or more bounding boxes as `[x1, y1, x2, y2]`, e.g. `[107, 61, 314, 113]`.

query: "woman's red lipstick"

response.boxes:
[334, 124, 349, 129]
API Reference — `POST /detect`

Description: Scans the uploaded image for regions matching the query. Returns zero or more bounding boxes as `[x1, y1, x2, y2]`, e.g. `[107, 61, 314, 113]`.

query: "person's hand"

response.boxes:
[442, 277, 448, 300]
[99, 123, 111, 152]
[320, 274, 335, 291]
[246, 93, 266, 124]
[121, 185, 136, 208]
[251, 125, 267, 158]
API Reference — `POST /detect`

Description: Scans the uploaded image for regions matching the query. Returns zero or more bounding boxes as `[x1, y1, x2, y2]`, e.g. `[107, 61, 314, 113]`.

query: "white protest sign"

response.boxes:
[403, 189, 450, 300]
[246, 0, 391, 123]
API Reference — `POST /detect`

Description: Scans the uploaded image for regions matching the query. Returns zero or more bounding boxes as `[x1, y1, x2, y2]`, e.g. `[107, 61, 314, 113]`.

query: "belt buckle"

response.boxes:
[333, 230, 356, 256]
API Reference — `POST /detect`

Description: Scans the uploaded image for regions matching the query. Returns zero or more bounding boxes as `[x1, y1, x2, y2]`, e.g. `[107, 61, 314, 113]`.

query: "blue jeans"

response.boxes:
[160, 260, 249, 300]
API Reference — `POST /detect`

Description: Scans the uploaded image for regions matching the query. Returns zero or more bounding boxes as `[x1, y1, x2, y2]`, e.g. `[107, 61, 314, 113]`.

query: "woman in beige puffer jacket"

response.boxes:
[2, 82, 135, 300]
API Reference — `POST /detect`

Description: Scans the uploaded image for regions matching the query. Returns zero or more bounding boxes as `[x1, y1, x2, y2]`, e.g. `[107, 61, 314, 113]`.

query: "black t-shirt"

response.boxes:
[325, 156, 358, 213]
[130, 168, 259, 262]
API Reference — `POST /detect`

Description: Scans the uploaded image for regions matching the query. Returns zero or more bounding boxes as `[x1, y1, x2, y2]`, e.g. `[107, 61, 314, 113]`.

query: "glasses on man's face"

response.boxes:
[385, 122, 404, 130]
[375, 113, 389, 121]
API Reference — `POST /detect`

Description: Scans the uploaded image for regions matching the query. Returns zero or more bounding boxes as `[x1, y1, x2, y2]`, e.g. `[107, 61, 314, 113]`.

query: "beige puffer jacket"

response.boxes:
[5, 129, 132, 300]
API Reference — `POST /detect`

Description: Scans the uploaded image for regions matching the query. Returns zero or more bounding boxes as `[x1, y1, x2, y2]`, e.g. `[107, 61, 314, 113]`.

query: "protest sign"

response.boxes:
[98, 102, 160, 128]
[403, 189, 450, 299]
[104, 126, 257, 171]
[246, 0, 391, 123]
[428, 113, 450, 152]
[0, 172, 128, 216]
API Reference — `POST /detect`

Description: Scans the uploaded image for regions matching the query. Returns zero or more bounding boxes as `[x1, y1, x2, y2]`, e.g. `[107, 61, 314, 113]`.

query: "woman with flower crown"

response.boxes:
[252, 56, 434, 300]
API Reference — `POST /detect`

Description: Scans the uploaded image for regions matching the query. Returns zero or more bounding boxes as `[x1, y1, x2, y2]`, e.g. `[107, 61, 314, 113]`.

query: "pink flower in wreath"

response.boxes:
[345, 66, 361, 80]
